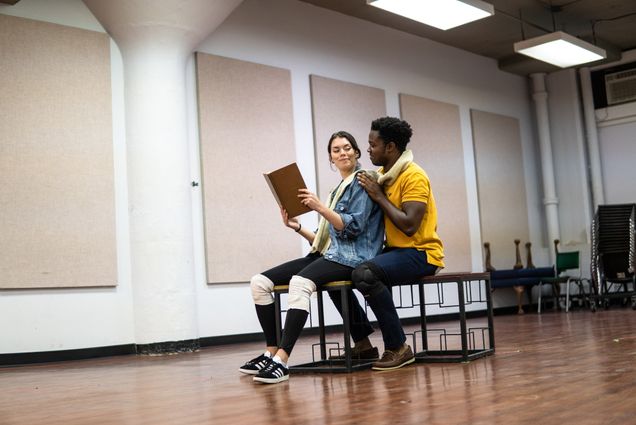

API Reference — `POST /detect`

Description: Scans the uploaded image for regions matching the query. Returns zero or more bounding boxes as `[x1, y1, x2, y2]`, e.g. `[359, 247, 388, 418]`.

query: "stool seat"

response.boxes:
[274, 281, 352, 293]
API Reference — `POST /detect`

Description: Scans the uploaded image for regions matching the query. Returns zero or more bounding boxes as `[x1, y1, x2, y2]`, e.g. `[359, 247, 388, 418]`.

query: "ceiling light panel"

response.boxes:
[367, 0, 494, 31]
[514, 31, 607, 68]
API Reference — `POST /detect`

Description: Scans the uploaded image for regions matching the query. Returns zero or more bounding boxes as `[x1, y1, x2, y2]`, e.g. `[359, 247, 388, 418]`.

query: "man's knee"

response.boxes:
[287, 275, 316, 313]
[352, 263, 386, 298]
[250, 274, 274, 305]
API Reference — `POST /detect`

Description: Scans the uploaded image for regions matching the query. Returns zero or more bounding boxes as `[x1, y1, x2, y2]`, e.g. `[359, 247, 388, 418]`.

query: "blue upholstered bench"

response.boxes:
[490, 267, 554, 313]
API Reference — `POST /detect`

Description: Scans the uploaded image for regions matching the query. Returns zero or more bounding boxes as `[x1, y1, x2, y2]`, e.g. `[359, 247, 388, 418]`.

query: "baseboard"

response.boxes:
[0, 344, 136, 367]
[2, 307, 510, 366]
[0, 339, 199, 367]
[493, 306, 522, 315]
[136, 339, 199, 355]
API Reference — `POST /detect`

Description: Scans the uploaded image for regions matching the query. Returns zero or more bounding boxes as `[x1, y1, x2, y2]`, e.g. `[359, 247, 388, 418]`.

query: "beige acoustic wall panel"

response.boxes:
[0, 15, 116, 288]
[309, 75, 386, 201]
[471, 110, 529, 270]
[399, 94, 471, 272]
[196, 53, 300, 283]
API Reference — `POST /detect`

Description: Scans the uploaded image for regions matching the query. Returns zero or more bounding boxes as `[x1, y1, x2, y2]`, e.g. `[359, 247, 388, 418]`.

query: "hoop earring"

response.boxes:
[329, 161, 336, 172]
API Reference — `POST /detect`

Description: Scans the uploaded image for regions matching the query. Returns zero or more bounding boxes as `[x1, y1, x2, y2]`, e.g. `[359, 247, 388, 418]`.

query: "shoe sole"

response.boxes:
[371, 356, 415, 371]
[238, 367, 259, 375]
[253, 375, 289, 384]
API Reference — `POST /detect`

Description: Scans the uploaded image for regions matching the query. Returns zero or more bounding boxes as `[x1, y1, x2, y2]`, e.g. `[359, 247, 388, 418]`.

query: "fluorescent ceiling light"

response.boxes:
[514, 31, 606, 68]
[367, 0, 494, 31]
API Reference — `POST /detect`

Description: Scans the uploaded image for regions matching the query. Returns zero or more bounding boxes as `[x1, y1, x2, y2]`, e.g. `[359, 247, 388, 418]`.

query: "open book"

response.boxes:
[263, 162, 312, 218]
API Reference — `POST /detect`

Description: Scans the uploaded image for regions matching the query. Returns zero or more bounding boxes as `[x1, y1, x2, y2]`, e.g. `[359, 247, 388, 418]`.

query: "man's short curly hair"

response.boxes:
[371, 117, 413, 152]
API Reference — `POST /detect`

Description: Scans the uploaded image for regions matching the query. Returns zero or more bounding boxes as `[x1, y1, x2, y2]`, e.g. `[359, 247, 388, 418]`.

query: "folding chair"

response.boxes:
[538, 244, 589, 313]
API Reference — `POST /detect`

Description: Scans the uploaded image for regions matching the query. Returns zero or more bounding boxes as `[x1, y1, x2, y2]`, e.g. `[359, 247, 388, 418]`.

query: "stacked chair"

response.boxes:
[590, 203, 636, 311]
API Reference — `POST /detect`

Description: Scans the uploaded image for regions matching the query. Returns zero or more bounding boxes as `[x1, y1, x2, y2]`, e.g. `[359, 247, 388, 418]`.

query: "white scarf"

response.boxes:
[377, 150, 413, 187]
[310, 170, 360, 255]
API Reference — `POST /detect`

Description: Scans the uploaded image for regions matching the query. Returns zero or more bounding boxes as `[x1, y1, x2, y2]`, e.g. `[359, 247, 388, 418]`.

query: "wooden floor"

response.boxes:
[1, 308, 635, 425]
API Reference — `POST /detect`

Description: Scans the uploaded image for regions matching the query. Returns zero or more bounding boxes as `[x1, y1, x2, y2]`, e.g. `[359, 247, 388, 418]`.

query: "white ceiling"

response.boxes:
[298, 0, 636, 75]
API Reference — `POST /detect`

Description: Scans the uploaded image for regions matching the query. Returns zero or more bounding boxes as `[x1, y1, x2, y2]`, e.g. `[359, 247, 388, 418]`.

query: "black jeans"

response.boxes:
[261, 252, 374, 346]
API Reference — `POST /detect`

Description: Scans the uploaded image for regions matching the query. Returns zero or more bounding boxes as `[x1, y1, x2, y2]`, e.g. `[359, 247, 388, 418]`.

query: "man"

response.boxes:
[355, 116, 444, 371]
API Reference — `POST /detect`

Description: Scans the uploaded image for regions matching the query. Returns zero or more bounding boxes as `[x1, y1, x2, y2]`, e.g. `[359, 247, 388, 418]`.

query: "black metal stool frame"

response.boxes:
[273, 281, 374, 373]
[414, 272, 494, 363]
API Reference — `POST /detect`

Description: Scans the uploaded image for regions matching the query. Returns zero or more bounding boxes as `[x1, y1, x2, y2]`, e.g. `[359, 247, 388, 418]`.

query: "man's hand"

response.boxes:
[357, 172, 385, 202]
[357, 172, 425, 237]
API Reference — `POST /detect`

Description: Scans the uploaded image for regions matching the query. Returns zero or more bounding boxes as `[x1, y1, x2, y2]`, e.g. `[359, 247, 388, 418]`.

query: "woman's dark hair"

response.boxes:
[328, 131, 361, 159]
[371, 117, 413, 152]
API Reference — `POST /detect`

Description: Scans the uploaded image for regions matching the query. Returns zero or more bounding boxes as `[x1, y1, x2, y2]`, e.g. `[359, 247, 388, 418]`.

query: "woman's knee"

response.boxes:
[250, 274, 274, 305]
[287, 275, 316, 312]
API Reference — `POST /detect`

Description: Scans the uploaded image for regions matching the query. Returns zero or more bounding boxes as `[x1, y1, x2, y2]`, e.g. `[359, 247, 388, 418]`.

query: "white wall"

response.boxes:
[542, 54, 636, 283]
[543, 69, 594, 279]
[593, 49, 636, 223]
[2, 0, 545, 353]
[0, 0, 133, 353]
[599, 121, 636, 204]
[547, 69, 593, 246]
[192, 0, 542, 327]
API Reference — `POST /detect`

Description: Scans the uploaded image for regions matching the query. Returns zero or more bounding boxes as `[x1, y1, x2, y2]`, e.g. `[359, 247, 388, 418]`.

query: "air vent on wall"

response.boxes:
[605, 68, 636, 106]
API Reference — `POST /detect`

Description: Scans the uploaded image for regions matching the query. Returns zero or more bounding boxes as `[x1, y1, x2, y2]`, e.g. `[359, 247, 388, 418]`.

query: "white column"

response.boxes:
[579, 67, 605, 208]
[530, 73, 560, 265]
[83, 0, 242, 348]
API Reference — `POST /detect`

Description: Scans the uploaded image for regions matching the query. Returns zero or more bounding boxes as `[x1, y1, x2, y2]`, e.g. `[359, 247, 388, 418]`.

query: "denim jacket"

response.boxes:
[322, 171, 384, 268]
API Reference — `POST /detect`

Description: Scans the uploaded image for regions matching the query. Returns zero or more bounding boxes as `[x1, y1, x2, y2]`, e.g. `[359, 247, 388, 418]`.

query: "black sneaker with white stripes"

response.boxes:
[239, 353, 272, 375]
[253, 360, 289, 384]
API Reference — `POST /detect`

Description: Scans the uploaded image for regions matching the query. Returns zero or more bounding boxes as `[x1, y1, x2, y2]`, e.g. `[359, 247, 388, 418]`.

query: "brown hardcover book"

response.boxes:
[263, 162, 312, 218]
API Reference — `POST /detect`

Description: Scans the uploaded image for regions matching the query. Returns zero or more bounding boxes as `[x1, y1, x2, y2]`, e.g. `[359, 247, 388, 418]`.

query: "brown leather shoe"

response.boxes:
[329, 346, 379, 360]
[372, 344, 415, 371]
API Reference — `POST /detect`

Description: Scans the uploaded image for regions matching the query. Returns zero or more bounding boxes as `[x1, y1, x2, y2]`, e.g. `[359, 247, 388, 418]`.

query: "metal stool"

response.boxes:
[273, 281, 374, 373]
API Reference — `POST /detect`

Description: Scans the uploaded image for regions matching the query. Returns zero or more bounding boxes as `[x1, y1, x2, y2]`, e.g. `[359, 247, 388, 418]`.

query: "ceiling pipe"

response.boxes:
[530, 73, 561, 265]
[578, 67, 605, 209]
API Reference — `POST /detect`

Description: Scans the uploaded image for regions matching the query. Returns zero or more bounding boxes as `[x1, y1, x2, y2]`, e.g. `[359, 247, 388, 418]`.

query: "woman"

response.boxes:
[240, 131, 384, 384]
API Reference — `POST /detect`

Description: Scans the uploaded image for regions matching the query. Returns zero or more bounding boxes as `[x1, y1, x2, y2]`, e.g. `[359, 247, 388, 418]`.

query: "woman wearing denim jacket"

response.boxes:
[240, 131, 384, 384]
